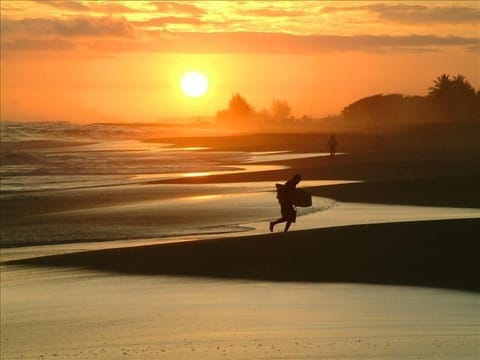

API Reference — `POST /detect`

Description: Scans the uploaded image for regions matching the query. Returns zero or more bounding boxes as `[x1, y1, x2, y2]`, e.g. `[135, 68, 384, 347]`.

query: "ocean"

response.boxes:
[0, 121, 250, 195]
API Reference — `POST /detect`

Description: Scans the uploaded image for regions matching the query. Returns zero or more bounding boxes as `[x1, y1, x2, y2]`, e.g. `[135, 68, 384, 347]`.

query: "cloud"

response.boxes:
[134, 16, 205, 28]
[2, 31, 478, 54]
[105, 32, 478, 55]
[466, 42, 480, 53]
[146, 32, 479, 53]
[2, 25, 477, 54]
[2, 38, 76, 52]
[152, 2, 205, 16]
[31, 0, 144, 14]
[237, 7, 307, 17]
[32, 0, 90, 11]
[2, 17, 136, 38]
[370, 4, 480, 24]
[323, 3, 480, 24]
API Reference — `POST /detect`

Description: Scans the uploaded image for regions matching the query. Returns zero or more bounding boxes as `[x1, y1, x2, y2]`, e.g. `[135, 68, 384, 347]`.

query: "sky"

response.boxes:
[1, 1, 479, 123]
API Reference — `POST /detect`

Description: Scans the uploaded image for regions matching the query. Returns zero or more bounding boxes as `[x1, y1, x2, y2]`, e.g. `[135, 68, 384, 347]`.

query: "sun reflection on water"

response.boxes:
[188, 194, 222, 201]
[180, 147, 209, 151]
[182, 172, 211, 177]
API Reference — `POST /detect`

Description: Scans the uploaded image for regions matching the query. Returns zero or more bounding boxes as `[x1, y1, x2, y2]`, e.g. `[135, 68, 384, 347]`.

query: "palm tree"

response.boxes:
[428, 74, 476, 121]
[451, 75, 476, 97]
[428, 74, 451, 97]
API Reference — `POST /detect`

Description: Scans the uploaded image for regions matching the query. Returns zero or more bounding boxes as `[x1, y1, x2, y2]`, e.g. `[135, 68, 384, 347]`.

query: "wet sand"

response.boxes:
[2, 126, 480, 359]
[2, 271, 478, 359]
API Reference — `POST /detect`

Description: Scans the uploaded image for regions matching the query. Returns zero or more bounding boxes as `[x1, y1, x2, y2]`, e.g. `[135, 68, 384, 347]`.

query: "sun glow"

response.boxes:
[180, 71, 208, 98]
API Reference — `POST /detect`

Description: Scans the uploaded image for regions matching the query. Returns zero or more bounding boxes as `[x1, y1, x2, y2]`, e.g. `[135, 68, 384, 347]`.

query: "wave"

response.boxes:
[0, 121, 157, 142]
[0, 149, 46, 166]
[0, 122, 243, 183]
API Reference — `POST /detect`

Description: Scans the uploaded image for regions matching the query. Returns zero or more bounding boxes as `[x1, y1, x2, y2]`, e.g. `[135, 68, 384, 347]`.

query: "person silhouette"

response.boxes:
[327, 133, 338, 158]
[270, 174, 302, 232]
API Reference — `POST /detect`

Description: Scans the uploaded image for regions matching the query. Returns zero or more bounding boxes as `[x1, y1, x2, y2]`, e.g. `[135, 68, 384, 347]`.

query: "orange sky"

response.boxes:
[1, 1, 479, 123]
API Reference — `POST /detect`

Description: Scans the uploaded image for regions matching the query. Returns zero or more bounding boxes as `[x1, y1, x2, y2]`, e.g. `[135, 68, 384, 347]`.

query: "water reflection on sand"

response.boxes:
[130, 164, 289, 181]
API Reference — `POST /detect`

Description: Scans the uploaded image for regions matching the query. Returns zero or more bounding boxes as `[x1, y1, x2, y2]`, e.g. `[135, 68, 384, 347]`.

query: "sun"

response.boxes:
[180, 71, 208, 98]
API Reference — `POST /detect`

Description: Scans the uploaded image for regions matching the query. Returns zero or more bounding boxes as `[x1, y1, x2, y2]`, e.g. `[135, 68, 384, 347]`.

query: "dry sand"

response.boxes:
[1, 125, 480, 359]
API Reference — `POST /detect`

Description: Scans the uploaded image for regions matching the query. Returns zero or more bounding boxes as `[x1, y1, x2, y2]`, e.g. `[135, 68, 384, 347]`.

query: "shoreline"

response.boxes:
[1, 172, 479, 248]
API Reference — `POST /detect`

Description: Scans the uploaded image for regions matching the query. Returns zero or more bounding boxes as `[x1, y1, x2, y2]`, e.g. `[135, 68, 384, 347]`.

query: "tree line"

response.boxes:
[215, 74, 480, 130]
[342, 74, 479, 125]
[216, 94, 297, 129]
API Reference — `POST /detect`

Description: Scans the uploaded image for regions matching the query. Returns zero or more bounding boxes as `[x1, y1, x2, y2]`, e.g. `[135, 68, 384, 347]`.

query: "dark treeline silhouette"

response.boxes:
[215, 74, 480, 132]
[342, 94, 431, 125]
[343, 74, 479, 127]
[428, 74, 478, 122]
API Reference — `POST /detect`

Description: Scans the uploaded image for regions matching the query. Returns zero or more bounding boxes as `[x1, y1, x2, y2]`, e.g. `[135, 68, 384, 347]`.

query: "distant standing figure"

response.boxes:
[270, 174, 302, 232]
[327, 133, 338, 158]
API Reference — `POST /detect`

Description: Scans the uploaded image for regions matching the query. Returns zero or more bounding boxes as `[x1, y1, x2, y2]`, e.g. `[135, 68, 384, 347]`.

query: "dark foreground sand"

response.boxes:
[10, 218, 480, 292]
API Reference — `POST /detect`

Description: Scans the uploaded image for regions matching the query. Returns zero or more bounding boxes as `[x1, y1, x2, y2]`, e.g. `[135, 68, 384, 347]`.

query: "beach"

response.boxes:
[1, 122, 480, 359]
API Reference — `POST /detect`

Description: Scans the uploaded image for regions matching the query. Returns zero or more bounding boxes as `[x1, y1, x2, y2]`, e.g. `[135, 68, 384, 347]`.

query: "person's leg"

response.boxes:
[284, 221, 292, 232]
[270, 217, 285, 232]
